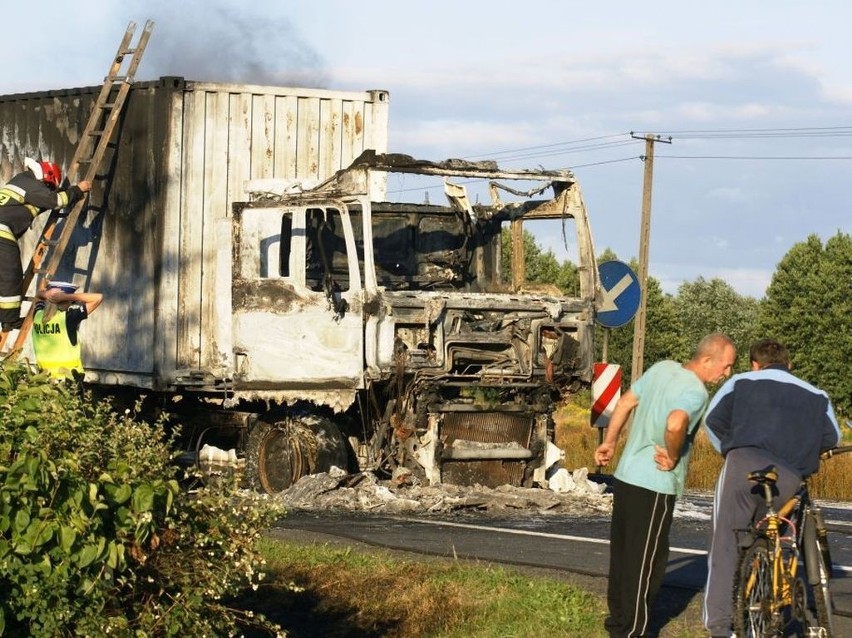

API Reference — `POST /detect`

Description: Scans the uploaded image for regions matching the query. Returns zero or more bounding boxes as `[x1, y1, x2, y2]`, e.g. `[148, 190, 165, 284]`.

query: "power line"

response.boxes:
[480, 140, 642, 165]
[468, 126, 852, 165]
[386, 125, 852, 197]
[636, 126, 852, 139]
[386, 155, 640, 196]
[463, 132, 632, 160]
[659, 154, 852, 160]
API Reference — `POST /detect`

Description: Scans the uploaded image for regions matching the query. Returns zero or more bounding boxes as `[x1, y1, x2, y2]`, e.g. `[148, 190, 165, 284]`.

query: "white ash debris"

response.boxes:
[546, 467, 608, 495]
[273, 465, 612, 516]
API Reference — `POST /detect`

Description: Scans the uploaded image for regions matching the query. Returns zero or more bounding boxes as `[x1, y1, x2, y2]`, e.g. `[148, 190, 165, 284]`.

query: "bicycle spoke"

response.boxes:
[735, 538, 774, 638]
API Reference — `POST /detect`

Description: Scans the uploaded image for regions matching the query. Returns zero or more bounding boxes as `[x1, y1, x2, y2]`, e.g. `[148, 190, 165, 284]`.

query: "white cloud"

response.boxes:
[653, 263, 772, 299]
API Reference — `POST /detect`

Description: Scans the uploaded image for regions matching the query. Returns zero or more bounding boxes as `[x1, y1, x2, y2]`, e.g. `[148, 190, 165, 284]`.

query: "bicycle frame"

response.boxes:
[734, 446, 852, 638]
[739, 478, 807, 633]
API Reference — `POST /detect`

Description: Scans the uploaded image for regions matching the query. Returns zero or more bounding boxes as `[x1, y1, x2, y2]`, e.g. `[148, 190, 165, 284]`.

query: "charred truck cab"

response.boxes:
[230, 152, 598, 491]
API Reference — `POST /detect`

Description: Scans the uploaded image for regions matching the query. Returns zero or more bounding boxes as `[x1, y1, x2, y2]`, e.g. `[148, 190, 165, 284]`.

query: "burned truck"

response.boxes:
[226, 151, 599, 490]
[0, 78, 598, 492]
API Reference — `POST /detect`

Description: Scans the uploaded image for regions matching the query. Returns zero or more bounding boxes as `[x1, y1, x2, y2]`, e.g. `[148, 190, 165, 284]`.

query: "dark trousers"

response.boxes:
[0, 236, 23, 328]
[605, 478, 675, 638]
[703, 447, 800, 635]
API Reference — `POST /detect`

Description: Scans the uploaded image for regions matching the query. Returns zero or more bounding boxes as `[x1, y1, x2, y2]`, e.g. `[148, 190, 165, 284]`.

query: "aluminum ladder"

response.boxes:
[0, 19, 154, 354]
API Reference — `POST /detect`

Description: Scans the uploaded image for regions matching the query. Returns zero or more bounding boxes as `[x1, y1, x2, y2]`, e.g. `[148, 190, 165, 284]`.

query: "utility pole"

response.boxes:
[630, 132, 671, 383]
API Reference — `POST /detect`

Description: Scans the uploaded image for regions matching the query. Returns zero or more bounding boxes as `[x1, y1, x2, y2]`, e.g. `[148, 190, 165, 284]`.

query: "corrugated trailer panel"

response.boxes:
[0, 78, 389, 389]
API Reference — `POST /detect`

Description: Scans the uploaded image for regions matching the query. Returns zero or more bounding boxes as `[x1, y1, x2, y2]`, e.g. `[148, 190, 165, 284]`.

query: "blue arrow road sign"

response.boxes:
[596, 260, 641, 328]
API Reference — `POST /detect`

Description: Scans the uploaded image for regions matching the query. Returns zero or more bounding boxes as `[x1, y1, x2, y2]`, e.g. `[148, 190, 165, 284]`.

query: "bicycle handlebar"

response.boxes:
[820, 445, 852, 460]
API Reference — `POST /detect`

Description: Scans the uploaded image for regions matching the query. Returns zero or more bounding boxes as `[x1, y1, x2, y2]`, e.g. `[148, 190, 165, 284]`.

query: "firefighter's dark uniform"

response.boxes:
[0, 171, 85, 330]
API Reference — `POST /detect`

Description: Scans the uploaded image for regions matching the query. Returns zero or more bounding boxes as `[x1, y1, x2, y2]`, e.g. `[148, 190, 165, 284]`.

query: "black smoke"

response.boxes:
[126, 0, 329, 88]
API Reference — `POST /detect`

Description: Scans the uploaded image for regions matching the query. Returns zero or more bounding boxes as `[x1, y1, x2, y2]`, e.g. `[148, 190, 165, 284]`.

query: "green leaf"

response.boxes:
[165, 483, 175, 514]
[32, 520, 55, 548]
[106, 541, 125, 570]
[78, 544, 99, 568]
[114, 505, 131, 528]
[131, 484, 155, 513]
[14, 508, 30, 532]
[111, 483, 133, 505]
[59, 525, 77, 553]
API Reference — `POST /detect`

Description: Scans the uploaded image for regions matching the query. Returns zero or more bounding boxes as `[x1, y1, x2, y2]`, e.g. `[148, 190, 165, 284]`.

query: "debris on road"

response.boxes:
[272, 466, 612, 516]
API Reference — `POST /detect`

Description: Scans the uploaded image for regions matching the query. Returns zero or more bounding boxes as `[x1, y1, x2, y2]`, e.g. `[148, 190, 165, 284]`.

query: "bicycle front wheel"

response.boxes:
[734, 536, 774, 638]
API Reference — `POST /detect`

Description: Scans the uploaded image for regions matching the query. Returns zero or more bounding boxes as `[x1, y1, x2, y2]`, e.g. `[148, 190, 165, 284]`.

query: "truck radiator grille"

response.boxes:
[440, 411, 534, 488]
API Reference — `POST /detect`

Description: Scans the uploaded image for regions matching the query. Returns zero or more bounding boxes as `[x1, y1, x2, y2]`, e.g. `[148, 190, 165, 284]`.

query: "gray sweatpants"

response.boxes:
[703, 447, 801, 636]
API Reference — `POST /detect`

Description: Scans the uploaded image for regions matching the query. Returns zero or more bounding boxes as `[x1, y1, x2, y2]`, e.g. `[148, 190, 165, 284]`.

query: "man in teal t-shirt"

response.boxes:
[594, 333, 736, 638]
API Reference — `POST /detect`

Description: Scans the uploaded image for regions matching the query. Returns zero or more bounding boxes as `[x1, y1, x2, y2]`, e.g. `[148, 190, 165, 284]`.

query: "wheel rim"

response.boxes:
[743, 545, 773, 637]
[258, 428, 296, 493]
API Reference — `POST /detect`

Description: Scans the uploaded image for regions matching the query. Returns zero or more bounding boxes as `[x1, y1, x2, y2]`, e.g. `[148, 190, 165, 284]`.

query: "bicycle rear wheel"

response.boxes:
[804, 512, 834, 636]
[734, 536, 774, 638]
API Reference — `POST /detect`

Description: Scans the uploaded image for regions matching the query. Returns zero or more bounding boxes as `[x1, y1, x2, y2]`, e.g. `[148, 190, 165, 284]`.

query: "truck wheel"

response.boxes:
[244, 415, 349, 494]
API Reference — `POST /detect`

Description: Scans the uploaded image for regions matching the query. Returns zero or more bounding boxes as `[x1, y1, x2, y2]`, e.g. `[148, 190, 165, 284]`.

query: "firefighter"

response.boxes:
[0, 158, 91, 331]
[31, 281, 102, 382]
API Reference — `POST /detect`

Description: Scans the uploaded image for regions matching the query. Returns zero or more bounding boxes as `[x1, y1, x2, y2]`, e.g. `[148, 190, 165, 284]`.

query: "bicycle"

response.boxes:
[733, 445, 852, 638]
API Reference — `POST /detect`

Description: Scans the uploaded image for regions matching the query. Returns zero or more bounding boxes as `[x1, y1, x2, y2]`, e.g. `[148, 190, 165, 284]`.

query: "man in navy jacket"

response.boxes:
[702, 338, 841, 638]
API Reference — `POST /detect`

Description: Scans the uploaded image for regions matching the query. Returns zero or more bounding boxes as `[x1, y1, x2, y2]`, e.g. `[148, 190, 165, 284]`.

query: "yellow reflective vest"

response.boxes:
[32, 306, 83, 379]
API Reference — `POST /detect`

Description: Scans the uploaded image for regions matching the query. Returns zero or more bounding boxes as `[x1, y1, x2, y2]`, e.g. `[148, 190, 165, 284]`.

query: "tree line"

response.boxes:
[504, 229, 852, 418]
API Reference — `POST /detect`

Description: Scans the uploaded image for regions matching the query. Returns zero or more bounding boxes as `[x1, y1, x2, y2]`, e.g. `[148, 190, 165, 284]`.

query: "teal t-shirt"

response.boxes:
[613, 360, 708, 496]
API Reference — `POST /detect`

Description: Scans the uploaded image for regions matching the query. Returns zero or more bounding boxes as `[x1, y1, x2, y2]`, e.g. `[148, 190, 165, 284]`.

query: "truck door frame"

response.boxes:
[231, 202, 365, 389]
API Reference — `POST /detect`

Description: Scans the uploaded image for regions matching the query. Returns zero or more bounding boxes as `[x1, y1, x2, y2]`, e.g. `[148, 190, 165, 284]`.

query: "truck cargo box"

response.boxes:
[0, 78, 389, 388]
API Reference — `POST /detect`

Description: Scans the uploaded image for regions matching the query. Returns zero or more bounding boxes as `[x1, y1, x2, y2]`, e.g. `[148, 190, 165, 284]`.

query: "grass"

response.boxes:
[246, 536, 710, 638]
[251, 538, 609, 637]
[554, 404, 852, 500]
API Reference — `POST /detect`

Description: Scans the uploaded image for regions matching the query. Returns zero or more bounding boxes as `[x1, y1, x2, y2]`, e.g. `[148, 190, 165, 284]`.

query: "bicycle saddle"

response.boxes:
[747, 465, 778, 485]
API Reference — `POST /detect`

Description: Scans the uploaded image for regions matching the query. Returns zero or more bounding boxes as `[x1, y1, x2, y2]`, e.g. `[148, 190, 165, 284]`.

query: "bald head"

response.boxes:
[688, 332, 737, 385]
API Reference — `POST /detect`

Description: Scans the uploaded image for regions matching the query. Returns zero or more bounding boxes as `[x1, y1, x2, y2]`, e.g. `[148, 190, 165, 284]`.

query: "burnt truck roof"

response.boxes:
[244, 150, 585, 223]
[346, 150, 577, 183]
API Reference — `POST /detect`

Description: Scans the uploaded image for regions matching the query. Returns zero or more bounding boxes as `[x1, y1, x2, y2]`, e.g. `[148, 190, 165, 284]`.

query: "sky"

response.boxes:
[4, 1, 851, 298]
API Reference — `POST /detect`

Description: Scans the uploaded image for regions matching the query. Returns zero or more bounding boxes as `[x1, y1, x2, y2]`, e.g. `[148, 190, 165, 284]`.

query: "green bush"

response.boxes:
[0, 361, 285, 637]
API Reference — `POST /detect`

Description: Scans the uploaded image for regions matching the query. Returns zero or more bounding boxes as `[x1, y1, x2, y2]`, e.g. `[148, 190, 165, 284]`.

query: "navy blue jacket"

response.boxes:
[705, 364, 840, 477]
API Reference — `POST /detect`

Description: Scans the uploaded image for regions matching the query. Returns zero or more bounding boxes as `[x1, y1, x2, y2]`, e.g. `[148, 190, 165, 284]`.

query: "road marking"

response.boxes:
[407, 517, 708, 554]
[407, 517, 852, 572]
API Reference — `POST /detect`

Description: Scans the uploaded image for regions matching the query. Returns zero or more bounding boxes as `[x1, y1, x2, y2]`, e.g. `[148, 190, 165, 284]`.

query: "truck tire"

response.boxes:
[244, 414, 349, 494]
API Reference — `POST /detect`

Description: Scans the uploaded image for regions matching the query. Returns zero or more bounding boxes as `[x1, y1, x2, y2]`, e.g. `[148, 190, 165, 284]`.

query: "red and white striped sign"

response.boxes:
[591, 363, 621, 428]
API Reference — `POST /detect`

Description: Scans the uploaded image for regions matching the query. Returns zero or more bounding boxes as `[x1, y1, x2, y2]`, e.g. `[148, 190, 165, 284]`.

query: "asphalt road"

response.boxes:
[275, 502, 852, 637]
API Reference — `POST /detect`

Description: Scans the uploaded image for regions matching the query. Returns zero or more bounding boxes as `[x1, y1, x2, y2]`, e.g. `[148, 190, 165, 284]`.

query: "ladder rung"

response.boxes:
[11, 20, 152, 353]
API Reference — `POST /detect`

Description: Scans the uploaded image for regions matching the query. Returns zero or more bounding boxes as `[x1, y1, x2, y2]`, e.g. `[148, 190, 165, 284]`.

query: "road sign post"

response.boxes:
[593, 261, 639, 466]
